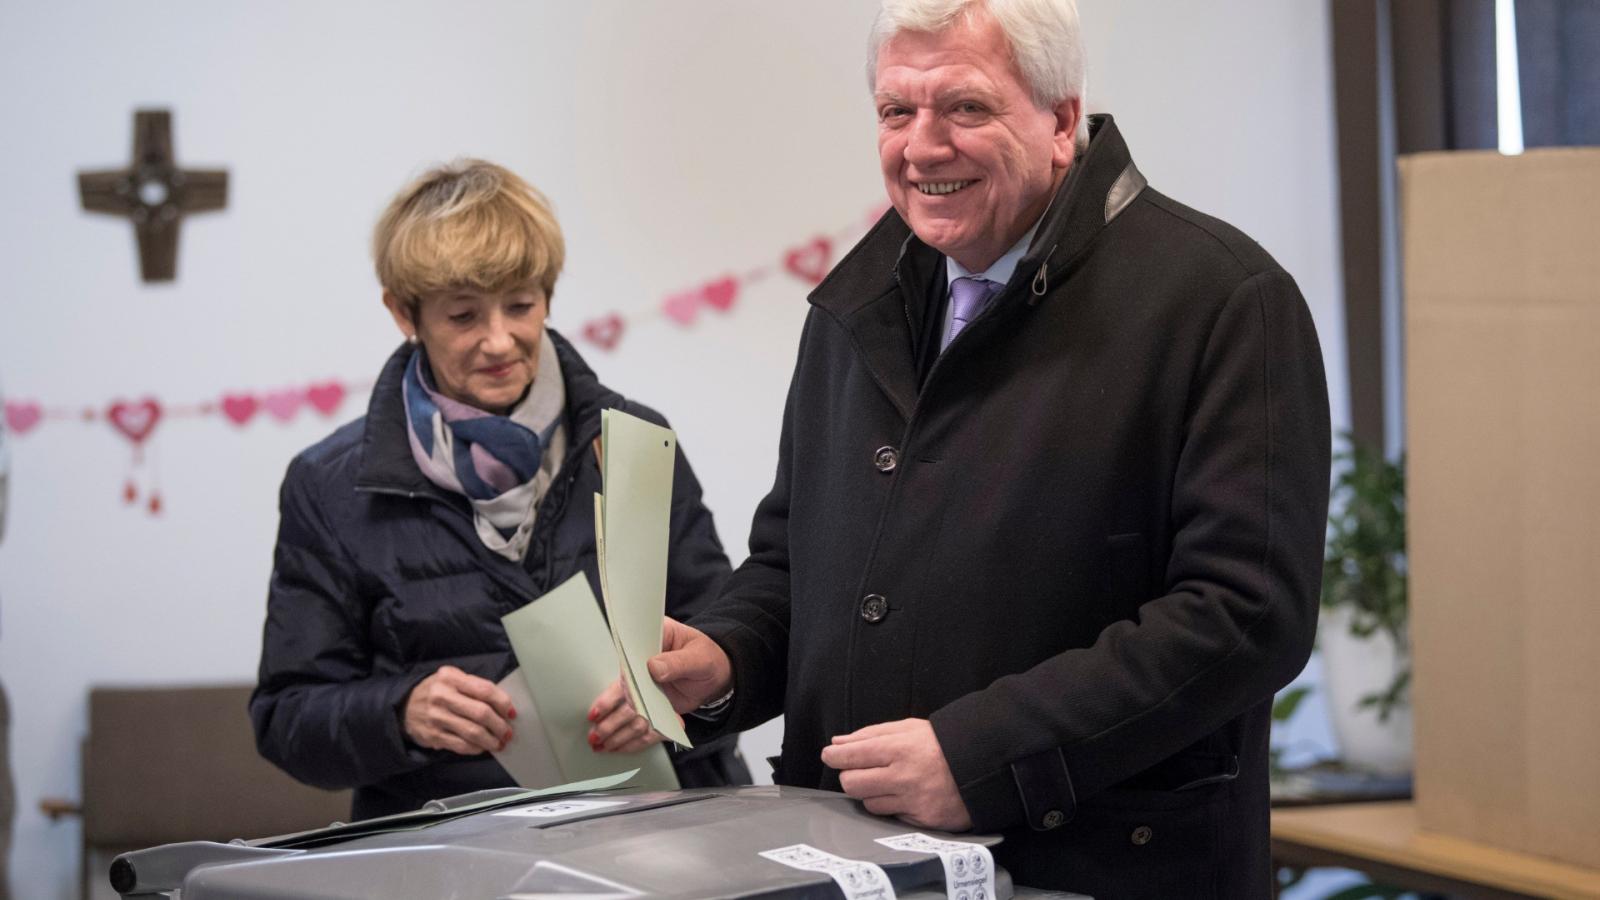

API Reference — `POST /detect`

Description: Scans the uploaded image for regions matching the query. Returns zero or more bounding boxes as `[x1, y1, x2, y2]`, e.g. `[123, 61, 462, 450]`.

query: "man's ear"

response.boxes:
[382, 291, 417, 340]
[1051, 96, 1082, 169]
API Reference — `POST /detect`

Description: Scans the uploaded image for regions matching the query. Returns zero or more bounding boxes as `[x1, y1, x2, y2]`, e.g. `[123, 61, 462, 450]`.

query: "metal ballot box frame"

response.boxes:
[111, 784, 1090, 899]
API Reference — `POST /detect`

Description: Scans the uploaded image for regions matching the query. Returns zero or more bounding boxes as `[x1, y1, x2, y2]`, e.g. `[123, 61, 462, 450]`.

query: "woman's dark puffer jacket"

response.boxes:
[250, 330, 749, 820]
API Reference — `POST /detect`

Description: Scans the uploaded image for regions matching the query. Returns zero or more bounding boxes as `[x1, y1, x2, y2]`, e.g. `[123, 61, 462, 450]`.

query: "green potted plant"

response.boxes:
[1318, 435, 1410, 773]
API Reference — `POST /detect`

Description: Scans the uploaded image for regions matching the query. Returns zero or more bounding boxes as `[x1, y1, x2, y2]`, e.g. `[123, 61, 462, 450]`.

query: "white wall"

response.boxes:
[0, 2, 1346, 896]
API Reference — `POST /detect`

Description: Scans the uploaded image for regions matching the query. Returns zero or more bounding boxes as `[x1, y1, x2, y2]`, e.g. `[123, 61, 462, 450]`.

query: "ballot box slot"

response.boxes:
[526, 793, 714, 829]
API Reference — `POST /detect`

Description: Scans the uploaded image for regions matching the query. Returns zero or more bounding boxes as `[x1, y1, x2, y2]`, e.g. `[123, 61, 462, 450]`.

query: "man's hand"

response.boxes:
[587, 616, 732, 752]
[821, 718, 973, 831]
[403, 664, 515, 756]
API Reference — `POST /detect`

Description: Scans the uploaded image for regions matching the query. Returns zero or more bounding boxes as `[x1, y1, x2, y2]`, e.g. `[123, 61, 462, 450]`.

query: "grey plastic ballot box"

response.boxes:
[110, 784, 1090, 899]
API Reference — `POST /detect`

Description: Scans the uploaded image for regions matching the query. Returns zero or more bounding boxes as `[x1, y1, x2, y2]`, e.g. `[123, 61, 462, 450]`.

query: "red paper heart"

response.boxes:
[305, 381, 346, 416]
[583, 315, 625, 351]
[702, 276, 738, 312]
[663, 290, 699, 326]
[4, 400, 42, 435]
[262, 389, 303, 422]
[784, 237, 833, 285]
[107, 398, 162, 445]
[220, 393, 258, 426]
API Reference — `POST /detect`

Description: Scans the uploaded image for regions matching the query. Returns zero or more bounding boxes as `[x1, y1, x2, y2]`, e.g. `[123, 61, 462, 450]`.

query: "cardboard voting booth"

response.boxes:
[1401, 147, 1600, 870]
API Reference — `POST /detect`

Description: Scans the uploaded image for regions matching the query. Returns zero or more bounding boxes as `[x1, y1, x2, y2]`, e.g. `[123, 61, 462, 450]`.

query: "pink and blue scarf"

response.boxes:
[402, 335, 567, 560]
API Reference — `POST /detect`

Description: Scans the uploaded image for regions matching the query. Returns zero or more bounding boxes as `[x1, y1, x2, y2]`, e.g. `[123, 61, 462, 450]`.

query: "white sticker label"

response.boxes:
[876, 833, 995, 900]
[494, 798, 628, 818]
[760, 843, 898, 900]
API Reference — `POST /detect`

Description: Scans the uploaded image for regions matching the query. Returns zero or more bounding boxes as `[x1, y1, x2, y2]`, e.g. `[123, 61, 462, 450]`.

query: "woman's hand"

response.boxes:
[403, 665, 516, 756]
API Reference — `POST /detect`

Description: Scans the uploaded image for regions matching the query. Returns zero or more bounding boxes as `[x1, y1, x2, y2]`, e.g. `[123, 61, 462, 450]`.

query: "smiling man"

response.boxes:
[588, 1, 1331, 896]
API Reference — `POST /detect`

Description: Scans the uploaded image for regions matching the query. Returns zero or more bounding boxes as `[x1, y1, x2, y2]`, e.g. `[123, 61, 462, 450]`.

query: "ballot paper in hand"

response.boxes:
[495, 574, 678, 791]
[594, 408, 692, 747]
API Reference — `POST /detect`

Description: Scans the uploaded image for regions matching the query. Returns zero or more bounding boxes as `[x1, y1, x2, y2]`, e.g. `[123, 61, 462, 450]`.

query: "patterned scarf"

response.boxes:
[402, 333, 568, 560]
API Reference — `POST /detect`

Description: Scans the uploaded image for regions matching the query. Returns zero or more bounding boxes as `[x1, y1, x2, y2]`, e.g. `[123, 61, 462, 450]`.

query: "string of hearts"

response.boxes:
[579, 203, 890, 351]
[3, 202, 892, 512]
[3, 379, 369, 515]
[2, 203, 892, 440]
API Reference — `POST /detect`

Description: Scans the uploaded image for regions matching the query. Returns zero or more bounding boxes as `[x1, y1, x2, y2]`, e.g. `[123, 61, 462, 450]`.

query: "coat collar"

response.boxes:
[355, 328, 617, 494]
[805, 115, 1145, 419]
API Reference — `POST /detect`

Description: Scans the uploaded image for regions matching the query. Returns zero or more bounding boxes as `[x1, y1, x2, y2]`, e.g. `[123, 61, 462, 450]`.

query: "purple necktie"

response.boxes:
[943, 276, 1002, 351]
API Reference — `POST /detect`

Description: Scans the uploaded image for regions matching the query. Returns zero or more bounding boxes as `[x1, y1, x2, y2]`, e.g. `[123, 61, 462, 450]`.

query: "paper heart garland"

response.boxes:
[663, 290, 700, 326]
[583, 314, 625, 351]
[4, 400, 42, 435]
[107, 398, 162, 445]
[784, 237, 832, 285]
[262, 389, 304, 422]
[221, 393, 258, 426]
[305, 381, 346, 416]
[6, 206, 882, 441]
[702, 276, 738, 313]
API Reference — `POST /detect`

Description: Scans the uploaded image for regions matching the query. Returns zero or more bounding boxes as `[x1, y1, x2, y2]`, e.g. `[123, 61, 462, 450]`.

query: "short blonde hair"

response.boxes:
[373, 159, 565, 308]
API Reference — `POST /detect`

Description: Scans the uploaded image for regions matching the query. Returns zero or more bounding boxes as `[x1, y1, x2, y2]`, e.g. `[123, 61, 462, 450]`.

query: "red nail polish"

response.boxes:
[587, 708, 599, 723]
[588, 732, 601, 749]
[508, 707, 517, 720]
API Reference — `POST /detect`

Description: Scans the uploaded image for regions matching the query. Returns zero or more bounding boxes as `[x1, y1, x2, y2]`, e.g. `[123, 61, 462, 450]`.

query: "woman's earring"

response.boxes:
[407, 333, 419, 345]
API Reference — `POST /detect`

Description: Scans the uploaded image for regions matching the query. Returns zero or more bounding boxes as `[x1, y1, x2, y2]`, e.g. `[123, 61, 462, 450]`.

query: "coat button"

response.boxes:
[860, 594, 889, 623]
[1131, 825, 1153, 845]
[1041, 809, 1065, 829]
[873, 446, 899, 473]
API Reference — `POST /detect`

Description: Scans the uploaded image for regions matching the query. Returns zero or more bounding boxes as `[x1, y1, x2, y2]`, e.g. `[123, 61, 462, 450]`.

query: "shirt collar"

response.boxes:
[944, 213, 1045, 289]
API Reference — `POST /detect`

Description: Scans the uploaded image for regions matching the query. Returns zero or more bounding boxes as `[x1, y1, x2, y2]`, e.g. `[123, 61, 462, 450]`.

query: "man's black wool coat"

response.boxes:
[692, 116, 1331, 900]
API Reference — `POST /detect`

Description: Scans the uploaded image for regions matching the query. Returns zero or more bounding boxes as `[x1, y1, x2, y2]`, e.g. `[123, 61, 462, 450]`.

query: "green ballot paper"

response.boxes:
[499, 573, 678, 790]
[594, 408, 692, 747]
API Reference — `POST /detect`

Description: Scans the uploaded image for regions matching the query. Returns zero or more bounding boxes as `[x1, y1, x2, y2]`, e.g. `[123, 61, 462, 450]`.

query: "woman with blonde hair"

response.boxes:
[251, 160, 747, 819]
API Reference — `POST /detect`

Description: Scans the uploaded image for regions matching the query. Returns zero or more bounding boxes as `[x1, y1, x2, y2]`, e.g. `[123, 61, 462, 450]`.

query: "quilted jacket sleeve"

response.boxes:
[249, 455, 438, 790]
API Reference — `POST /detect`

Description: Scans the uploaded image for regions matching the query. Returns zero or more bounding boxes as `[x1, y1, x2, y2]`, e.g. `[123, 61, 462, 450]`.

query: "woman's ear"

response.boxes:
[382, 291, 418, 342]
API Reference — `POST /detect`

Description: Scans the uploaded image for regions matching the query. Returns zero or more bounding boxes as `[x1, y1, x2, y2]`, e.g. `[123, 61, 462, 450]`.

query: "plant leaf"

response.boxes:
[1273, 686, 1312, 723]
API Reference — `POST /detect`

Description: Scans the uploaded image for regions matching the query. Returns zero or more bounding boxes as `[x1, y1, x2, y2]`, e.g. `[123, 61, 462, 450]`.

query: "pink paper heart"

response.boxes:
[107, 398, 162, 445]
[663, 290, 699, 326]
[583, 315, 625, 351]
[305, 381, 346, 416]
[220, 393, 258, 426]
[784, 237, 833, 285]
[702, 276, 738, 313]
[4, 400, 42, 435]
[262, 388, 303, 422]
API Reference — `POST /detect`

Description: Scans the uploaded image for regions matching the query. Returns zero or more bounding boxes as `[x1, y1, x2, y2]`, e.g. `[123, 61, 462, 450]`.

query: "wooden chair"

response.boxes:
[40, 684, 350, 899]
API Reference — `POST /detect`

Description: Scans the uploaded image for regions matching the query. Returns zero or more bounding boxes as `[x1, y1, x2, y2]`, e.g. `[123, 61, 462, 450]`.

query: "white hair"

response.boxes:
[868, 0, 1090, 148]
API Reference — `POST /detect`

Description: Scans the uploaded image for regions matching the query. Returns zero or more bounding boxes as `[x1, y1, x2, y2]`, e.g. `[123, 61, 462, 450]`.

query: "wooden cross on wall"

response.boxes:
[78, 109, 228, 282]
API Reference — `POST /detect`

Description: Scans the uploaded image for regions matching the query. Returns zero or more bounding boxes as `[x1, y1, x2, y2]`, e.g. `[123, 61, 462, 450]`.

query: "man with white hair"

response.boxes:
[591, 1, 1330, 895]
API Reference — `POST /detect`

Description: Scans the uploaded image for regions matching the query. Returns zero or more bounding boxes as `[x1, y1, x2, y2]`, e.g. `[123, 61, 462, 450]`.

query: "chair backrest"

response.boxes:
[83, 683, 350, 847]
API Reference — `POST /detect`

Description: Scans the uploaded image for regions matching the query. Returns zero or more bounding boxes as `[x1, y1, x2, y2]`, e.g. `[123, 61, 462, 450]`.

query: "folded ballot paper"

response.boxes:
[490, 408, 689, 790]
[495, 574, 678, 791]
[593, 408, 692, 747]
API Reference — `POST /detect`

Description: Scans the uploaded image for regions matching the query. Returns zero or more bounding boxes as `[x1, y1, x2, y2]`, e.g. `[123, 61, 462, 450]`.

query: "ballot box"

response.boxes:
[110, 784, 1090, 899]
